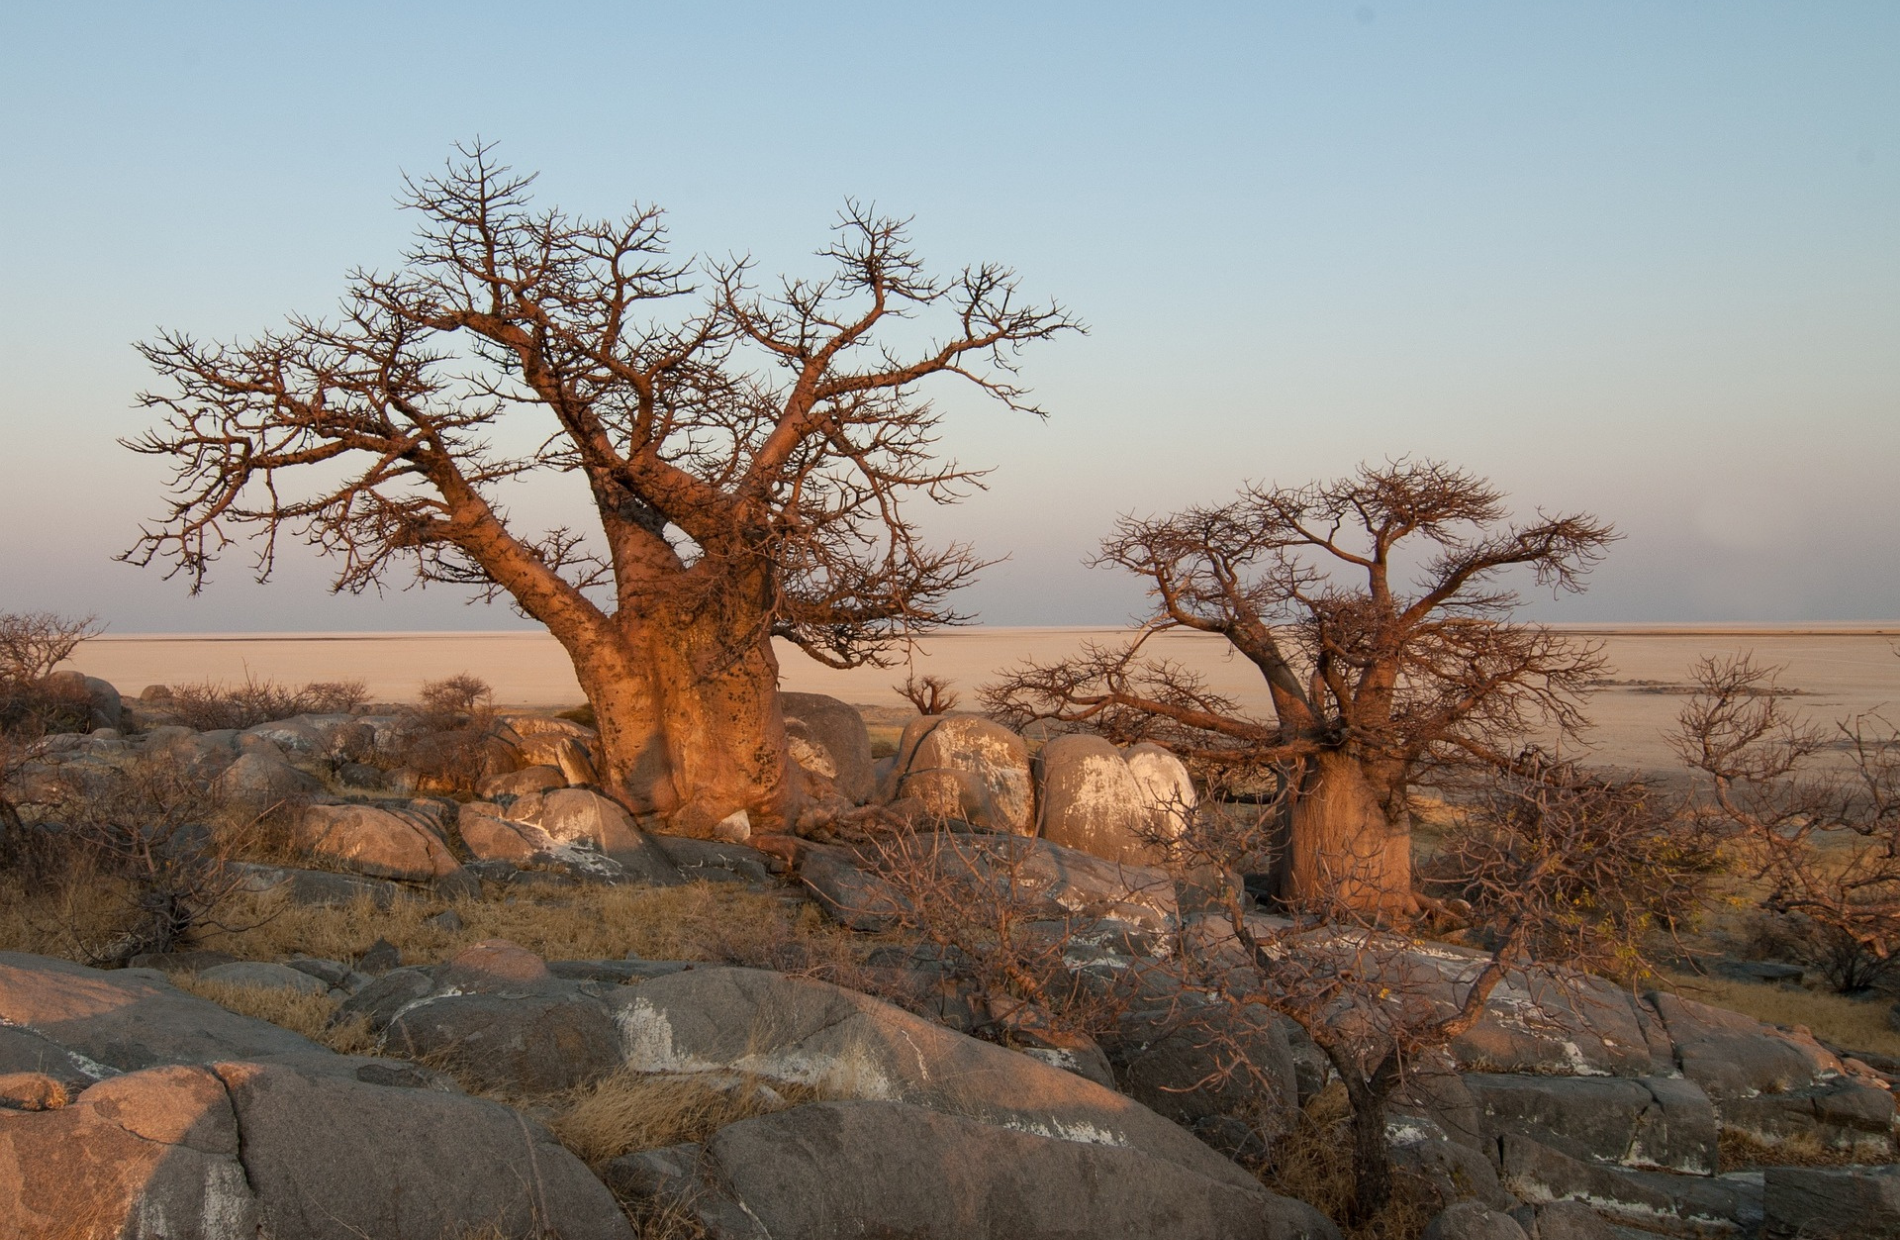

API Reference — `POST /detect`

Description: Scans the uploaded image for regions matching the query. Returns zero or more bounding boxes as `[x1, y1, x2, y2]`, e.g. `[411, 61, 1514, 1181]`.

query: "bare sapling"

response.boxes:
[127, 142, 1078, 834]
[896, 672, 960, 716]
[1674, 652, 1900, 992]
[984, 460, 1615, 915]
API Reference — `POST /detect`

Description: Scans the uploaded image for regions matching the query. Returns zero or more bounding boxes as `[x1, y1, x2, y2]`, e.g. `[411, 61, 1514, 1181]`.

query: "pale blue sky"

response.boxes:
[1, 2, 1894, 630]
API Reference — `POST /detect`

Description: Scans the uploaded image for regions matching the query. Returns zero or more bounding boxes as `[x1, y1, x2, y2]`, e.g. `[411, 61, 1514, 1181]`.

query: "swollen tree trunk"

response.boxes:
[1280, 749, 1415, 915]
[559, 591, 798, 837]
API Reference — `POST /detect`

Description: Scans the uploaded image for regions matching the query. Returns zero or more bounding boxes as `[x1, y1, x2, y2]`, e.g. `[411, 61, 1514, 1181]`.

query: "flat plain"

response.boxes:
[67, 624, 1900, 777]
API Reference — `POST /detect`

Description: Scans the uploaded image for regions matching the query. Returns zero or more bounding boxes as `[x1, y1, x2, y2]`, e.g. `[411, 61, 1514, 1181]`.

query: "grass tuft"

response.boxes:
[170, 974, 376, 1055]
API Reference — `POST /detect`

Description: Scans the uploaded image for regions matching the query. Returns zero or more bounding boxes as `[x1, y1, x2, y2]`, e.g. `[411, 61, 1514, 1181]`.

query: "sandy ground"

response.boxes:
[64, 624, 1900, 776]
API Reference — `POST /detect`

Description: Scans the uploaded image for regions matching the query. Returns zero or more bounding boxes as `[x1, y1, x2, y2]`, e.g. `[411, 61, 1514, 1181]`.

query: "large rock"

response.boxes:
[228, 861, 404, 909]
[627, 1099, 1339, 1240]
[1037, 734, 1159, 865]
[0, 1059, 634, 1240]
[1648, 991, 1844, 1097]
[509, 787, 683, 883]
[1763, 1164, 1900, 1239]
[1423, 1203, 1529, 1240]
[604, 965, 1258, 1189]
[292, 803, 463, 882]
[1462, 1072, 1717, 1174]
[781, 692, 876, 805]
[496, 714, 599, 768]
[1124, 742, 1197, 836]
[0, 1063, 259, 1239]
[384, 991, 621, 1095]
[1716, 1076, 1896, 1161]
[885, 713, 1034, 834]
[197, 961, 331, 998]
[1497, 1133, 1760, 1236]
[213, 749, 321, 811]
[0, 952, 333, 1074]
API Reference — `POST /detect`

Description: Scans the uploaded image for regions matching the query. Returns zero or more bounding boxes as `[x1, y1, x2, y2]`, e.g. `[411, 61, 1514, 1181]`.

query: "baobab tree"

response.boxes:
[984, 461, 1614, 913]
[125, 144, 1076, 834]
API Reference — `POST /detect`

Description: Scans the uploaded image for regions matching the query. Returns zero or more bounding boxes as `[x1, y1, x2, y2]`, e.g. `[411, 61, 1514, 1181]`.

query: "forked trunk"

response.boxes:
[563, 611, 797, 837]
[1280, 749, 1414, 915]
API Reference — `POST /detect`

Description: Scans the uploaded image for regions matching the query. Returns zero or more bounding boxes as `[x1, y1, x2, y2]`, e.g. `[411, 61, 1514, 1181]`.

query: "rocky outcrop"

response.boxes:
[292, 803, 464, 882]
[1036, 734, 1158, 866]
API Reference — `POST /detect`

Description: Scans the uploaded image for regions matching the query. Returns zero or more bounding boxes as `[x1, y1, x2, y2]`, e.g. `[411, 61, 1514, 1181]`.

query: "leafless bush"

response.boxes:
[0, 612, 101, 684]
[895, 673, 960, 716]
[851, 820, 1136, 1046]
[1674, 653, 1900, 993]
[166, 673, 368, 731]
[20, 756, 260, 964]
[380, 673, 505, 793]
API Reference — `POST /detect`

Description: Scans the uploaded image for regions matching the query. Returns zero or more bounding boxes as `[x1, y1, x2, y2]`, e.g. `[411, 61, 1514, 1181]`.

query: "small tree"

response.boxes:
[895, 672, 960, 716]
[1166, 761, 1704, 1221]
[984, 460, 1615, 913]
[126, 143, 1076, 834]
[0, 612, 101, 684]
[1673, 653, 1900, 992]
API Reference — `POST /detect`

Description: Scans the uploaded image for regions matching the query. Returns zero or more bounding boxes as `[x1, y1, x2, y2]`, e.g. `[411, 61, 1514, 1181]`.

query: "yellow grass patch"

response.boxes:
[551, 1070, 818, 1170]
[170, 974, 376, 1055]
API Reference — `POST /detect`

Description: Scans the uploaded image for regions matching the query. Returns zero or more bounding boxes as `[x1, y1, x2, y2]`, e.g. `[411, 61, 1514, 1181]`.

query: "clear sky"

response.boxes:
[1, 2, 1894, 631]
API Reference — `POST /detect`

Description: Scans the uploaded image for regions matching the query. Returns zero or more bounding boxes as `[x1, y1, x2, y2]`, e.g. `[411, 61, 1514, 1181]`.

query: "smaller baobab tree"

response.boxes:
[1164, 760, 1706, 1222]
[984, 460, 1615, 914]
[125, 143, 1077, 833]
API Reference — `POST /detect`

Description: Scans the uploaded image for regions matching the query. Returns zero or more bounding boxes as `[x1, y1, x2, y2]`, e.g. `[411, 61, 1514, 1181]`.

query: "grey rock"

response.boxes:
[0, 1023, 105, 1093]
[1763, 1164, 1900, 1239]
[217, 1058, 631, 1240]
[510, 787, 683, 884]
[781, 691, 876, 804]
[1648, 990, 1843, 1099]
[228, 861, 403, 909]
[385, 991, 621, 1095]
[1716, 1076, 1896, 1161]
[425, 908, 465, 934]
[652, 834, 779, 885]
[1517, 1201, 1618, 1240]
[292, 803, 462, 881]
[197, 961, 331, 997]
[1463, 1072, 1717, 1173]
[336, 761, 384, 789]
[334, 966, 436, 1032]
[1424, 1203, 1530, 1240]
[213, 749, 321, 810]
[1387, 1120, 1517, 1213]
[603, 965, 1258, 1190]
[0, 951, 329, 1074]
[1498, 1133, 1755, 1235]
[475, 763, 566, 801]
[284, 957, 354, 989]
[356, 937, 402, 975]
[656, 1099, 1341, 1240]
[1109, 1000, 1300, 1150]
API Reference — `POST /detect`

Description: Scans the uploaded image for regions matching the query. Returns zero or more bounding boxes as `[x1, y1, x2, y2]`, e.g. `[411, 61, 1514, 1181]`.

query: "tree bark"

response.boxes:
[562, 605, 797, 837]
[1280, 749, 1415, 915]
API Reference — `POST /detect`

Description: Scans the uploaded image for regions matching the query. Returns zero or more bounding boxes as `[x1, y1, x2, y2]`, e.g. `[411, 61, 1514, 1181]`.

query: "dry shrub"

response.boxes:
[552, 1070, 817, 1169]
[0, 870, 140, 958]
[171, 974, 375, 1055]
[1257, 1083, 1434, 1240]
[166, 674, 368, 731]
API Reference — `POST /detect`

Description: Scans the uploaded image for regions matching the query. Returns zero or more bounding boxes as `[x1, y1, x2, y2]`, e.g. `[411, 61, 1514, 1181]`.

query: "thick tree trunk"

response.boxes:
[562, 608, 797, 837]
[1280, 749, 1414, 915]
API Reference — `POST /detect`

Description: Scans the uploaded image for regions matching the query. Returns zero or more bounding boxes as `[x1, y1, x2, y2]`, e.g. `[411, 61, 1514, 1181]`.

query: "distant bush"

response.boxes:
[167, 674, 369, 731]
[0, 611, 104, 737]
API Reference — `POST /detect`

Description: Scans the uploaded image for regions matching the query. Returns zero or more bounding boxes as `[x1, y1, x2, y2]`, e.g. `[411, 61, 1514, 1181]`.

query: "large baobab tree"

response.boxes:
[984, 461, 1614, 914]
[126, 144, 1077, 834]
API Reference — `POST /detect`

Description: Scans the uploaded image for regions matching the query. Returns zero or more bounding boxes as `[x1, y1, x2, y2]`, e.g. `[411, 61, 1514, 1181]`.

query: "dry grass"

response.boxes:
[551, 1069, 818, 1169]
[1718, 1126, 1871, 1170]
[170, 973, 376, 1055]
[1655, 970, 1900, 1060]
[1256, 1083, 1435, 1240]
[182, 881, 845, 972]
